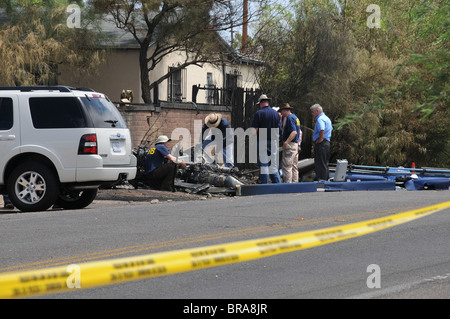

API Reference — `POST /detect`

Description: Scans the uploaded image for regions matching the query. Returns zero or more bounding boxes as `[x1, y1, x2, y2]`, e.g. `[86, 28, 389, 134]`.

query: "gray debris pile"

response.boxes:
[175, 163, 258, 195]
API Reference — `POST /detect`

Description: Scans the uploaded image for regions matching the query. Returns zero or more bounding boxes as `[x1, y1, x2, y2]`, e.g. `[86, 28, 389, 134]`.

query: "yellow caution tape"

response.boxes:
[1, 201, 449, 299]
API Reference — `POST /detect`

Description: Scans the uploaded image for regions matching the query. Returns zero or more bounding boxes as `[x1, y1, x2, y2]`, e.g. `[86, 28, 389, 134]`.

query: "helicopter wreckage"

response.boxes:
[129, 141, 264, 196]
[127, 141, 318, 196]
[124, 141, 450, 196]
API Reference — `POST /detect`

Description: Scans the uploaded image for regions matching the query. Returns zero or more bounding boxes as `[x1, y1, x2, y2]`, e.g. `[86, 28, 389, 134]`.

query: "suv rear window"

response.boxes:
[0, 97, 13, 130]
[30, 97, 88, 129]
[80, 97, 126, 128]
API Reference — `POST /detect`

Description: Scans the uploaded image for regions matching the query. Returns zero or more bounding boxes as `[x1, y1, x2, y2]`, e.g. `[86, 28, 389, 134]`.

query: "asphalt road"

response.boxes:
[0, 189, 449, 302]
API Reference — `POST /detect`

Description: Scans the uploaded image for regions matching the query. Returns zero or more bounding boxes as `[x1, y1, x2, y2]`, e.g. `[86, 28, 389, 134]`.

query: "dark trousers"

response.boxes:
[147, 162, 177, 191]
[314, 140, 330, 181]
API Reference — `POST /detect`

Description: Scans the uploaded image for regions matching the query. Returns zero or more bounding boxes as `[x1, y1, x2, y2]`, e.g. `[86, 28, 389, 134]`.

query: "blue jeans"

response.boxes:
[257, 140, 281, 184]
[259, 172, 281, 184]
[3, 195, 11, 203]
[202, 137, 234, 168]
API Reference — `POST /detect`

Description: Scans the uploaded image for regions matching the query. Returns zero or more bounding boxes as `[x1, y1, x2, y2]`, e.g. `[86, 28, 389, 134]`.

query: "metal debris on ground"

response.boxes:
[175, 163, 258, 195]
[120, 138, 450, 196]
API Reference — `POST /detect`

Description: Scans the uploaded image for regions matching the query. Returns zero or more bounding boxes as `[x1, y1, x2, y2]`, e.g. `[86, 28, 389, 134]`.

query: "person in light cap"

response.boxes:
[201, 113, 234, 167]
[144, 135, 186, 191]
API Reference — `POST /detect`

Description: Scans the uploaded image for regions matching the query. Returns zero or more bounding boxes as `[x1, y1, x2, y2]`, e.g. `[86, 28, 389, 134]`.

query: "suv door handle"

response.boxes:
[0, 135, 16, 141]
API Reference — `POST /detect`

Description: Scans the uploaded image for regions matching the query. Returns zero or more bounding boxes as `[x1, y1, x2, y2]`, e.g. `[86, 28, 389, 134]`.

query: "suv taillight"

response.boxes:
[78, 134, 97, 154]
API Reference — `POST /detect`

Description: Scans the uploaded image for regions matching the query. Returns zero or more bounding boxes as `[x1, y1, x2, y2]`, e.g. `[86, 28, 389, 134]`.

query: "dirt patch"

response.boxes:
[96, 187, 213, 203]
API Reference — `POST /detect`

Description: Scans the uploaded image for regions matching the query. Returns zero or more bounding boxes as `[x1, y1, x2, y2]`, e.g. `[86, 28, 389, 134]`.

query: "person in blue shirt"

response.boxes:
[311, 104, 333, 181]
[251, 94, 281, 184]
[280, 103, 301, 183]
[145, 135, 187, 191]
[201, 113, 234, 167]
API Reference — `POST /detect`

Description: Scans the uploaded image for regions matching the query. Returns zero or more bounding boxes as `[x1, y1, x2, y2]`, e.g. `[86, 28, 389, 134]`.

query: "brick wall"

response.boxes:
[118, 102, 232, 151]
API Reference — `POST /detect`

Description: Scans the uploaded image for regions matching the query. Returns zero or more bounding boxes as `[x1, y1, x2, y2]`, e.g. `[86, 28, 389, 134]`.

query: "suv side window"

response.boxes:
[0, 97, 13, 130]
[29, 97, 88, 129]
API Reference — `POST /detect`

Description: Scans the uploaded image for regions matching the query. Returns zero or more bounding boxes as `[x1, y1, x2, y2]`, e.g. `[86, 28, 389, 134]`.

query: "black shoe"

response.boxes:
[4, 203, 14, 209]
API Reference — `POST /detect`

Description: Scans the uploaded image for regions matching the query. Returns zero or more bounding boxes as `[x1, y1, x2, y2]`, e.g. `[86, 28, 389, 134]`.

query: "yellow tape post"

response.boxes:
[1, 201, 449, 299]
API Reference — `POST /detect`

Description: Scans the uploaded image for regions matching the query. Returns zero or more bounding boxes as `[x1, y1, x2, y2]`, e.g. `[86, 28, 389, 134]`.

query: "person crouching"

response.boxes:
[144, 135, 186, 192]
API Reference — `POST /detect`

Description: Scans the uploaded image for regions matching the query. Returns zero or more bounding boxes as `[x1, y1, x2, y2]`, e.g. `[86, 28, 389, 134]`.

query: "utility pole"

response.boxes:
[230, 26, 235, 49]
[241, 0, 248, 54]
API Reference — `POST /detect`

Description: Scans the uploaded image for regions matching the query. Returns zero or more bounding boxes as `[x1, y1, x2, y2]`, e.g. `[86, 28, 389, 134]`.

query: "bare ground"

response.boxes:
[96, 187, 215, 203]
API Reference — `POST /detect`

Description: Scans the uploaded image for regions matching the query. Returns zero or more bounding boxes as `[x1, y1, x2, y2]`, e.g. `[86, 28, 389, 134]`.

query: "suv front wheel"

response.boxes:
[7, 162, 59, 212]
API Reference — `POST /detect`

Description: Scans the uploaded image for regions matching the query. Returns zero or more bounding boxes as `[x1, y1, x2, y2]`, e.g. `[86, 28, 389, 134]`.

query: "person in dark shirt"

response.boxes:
[251, 95, 281, 184]
[280, 103, 301, 183]
[145, 135, 186, 191]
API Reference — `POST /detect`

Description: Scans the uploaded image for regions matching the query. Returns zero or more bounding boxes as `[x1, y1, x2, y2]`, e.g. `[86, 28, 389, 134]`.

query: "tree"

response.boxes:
[89, 0, 257, 104]
[335, 0, 449, 167]
[0, 0, 106, 86]
[252, 0, 449, 167]
[254, 2, 356, 158]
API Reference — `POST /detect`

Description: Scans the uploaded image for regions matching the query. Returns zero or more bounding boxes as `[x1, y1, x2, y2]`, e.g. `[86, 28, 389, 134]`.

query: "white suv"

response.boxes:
[0, 86, 137, 212]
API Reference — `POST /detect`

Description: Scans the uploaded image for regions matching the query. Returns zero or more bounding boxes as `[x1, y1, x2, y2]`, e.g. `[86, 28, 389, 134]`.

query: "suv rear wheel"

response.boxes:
[7, 162, 59, 212]
[54, 189, 98, 210]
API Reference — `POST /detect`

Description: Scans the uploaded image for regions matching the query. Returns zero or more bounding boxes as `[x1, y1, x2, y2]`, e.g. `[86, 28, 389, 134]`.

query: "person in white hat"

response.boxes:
[144, 135, 186, 191]
[251, 94, 281, 184]
[201, 113, 234, 167]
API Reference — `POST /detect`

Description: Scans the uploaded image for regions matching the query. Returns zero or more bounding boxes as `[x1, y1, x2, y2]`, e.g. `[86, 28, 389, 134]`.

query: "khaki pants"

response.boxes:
[282, 142, 299, 183]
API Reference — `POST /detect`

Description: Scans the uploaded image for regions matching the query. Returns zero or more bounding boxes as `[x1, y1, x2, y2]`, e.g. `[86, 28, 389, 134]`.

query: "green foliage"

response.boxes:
[255, 4, 356, 158]
[0, 0, 106, 86]
[254, 0, 449, 167]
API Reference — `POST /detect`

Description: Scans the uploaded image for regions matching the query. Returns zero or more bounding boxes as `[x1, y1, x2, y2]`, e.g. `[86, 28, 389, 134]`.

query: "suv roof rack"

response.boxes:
[0, 86, 95, 92]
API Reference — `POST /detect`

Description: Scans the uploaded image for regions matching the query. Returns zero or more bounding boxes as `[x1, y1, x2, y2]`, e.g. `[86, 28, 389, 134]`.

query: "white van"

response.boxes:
[0, 86, 136, 212]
